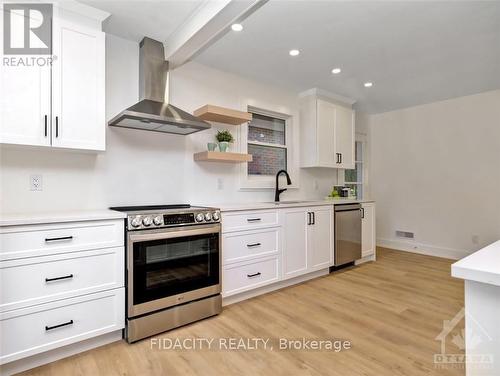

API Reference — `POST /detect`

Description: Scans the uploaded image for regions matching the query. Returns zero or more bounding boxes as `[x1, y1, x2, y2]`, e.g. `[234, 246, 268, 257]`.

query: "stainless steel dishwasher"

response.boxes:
[334, 203, 362, 266]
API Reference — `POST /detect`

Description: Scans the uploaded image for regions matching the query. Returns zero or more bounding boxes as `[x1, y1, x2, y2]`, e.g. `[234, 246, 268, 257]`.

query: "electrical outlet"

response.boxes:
[472, 235, 479, 245]
[313, 180, 319, 190]
[30, 175, 43, 191]
[217, 178, 224, 190]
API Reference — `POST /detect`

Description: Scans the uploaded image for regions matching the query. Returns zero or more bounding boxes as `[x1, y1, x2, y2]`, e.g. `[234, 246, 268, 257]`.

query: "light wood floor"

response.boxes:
[20, 248, 465, 376]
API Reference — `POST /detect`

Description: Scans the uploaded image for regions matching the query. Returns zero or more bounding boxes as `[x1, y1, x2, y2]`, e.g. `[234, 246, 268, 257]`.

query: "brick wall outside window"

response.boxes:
[248, 144, 286, 175]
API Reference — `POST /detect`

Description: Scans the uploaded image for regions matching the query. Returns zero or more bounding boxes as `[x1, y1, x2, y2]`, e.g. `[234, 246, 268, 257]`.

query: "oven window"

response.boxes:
[133, 232, 219, 305]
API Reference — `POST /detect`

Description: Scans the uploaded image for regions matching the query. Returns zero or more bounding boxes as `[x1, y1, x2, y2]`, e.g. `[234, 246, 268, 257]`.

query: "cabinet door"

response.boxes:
[308, 206, 333, 270]
[335, 105, 355, 169]
[51, 18, 105, 151]
[361, 203, 376, 257]
[316, 99, 336, 167]
[0, 11, 51, 147]
[281, 208, 308, 279]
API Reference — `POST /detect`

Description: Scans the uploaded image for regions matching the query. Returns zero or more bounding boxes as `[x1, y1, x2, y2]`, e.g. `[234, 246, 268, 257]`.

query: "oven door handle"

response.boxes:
[129, 225, 220, 242]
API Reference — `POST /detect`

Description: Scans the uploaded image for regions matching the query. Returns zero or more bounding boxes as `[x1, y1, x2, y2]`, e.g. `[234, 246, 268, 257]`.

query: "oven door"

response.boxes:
[127, 223, 221, 317]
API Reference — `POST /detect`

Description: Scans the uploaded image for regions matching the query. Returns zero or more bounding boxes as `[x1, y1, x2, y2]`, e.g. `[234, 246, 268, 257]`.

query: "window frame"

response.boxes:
[338, 133, 368, 199]
[239, 106, 297, 190]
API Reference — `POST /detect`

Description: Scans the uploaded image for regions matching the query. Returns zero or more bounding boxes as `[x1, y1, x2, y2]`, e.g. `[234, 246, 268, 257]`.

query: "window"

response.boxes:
[247, 112, 288, 176]
[344, 139, 364, 199]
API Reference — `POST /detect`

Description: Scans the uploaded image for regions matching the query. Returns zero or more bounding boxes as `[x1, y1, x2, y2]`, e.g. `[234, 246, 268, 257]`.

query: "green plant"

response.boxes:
[215, 130, 234, 143]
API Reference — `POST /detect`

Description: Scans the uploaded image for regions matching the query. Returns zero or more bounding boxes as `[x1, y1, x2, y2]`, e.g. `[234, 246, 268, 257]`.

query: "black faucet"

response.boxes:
[275, 170, 292, 202]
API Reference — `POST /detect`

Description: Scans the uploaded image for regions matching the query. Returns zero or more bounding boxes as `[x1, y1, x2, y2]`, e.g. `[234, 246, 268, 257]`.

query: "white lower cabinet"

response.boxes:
[281, 208, 308, 278]
[361, 203, 376, 258]
[0, 289, 124, 364]
[308, 206, 334, 271]
[223, 256, 279, 297]
[281, 206, 334, 279]
[0, 218, 125, 366]
[222, 205, 335, 298]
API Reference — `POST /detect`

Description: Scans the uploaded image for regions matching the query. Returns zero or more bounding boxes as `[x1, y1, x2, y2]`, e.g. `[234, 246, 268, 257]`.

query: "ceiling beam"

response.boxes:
[164, 0, 268, 69]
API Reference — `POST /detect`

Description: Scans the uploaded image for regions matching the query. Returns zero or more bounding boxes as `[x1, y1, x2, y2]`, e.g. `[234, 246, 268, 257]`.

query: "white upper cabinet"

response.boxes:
[0, 10, 51, 146]
[300, 95, 355, 169]
[51, 18, 105, 151]
[0, 3, 107, 151]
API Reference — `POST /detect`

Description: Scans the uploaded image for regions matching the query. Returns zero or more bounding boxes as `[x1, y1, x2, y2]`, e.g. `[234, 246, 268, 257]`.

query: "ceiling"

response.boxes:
[80, 0, 204, 42]
[194, 1, 500, 114]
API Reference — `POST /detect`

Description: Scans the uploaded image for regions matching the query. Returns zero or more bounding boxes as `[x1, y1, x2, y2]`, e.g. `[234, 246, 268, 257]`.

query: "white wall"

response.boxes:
[0, 35, 338, 213]
[370, 90, 500, 259]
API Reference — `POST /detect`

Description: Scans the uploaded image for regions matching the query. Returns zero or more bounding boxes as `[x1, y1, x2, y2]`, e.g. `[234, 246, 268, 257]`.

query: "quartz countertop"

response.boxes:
[210, 198, 375, 212]
[451, 240, 500, 287]
[0, 209, 126, 227]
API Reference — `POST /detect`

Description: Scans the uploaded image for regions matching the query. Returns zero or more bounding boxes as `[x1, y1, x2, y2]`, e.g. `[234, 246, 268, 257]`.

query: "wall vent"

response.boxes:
[396, 230, 414, 239]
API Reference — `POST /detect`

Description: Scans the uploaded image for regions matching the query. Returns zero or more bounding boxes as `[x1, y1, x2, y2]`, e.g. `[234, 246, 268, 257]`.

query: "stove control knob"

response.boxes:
[142, 216, 153, 227]
[212, 211, 220, 221]
[196, 213, 205, 222]
[204, 212, 212, 222]
[153, 216, 163, 226]
[130, 216, 141, 228]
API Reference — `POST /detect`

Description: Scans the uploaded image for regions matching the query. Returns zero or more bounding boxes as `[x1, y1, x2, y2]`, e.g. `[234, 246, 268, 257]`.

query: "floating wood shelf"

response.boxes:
[194, 151, 253, 163]
[193, 105, 252, 125]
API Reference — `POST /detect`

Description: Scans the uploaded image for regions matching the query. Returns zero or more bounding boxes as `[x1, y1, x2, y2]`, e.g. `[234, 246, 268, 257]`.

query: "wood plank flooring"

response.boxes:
[19, 248, 465, 376]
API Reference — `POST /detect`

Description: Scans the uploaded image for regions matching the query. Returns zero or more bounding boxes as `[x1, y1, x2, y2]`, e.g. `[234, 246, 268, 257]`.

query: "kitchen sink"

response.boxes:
[270, 200, 316, 205]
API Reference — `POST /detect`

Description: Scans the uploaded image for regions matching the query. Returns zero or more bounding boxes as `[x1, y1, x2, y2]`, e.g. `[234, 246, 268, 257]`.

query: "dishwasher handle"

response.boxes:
[334, 203, 361, 212]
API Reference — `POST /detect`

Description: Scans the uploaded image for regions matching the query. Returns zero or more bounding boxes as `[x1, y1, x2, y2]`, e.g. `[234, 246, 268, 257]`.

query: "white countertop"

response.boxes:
[452, 240, 500, 287]
[0, 209, 126, 227]
[214, 198, 374, 212]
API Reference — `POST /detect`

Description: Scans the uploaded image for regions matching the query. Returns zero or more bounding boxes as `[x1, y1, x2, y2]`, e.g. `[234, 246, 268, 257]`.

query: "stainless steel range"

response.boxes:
[110, 204, 222, 343]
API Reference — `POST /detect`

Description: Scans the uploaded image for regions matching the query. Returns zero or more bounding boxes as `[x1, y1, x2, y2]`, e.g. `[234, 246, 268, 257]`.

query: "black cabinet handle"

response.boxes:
[45, 274, 73, 283]
[361, 207, 365, 219]
[45, 236, 73, 242]
[45, 320, 73, 331]
[312, 212, 315, 225]
[44, 115, 48, 137]
[247, 242, 261, 248]
[247, 272, 261, 278]
[307, 212, 311, 225]
[55, 116, 59, 137]
[247, 218, 261, 222]
[336, 153, 341, 164]
[340, 153, 343, 164]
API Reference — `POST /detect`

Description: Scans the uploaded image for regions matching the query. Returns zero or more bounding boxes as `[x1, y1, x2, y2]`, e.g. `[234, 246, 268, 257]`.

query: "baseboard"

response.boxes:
[0, 330, 123, 376]
[222, 269, 329, 306]
[377, 238, 470, 260]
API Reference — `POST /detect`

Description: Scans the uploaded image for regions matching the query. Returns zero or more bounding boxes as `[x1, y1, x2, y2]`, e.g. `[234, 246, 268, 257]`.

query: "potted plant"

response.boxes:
[215, 130, 234, 152]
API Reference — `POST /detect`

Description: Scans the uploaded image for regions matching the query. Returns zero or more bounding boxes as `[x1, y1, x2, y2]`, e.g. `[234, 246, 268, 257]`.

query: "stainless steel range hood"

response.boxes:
[108, 38, 211, 135]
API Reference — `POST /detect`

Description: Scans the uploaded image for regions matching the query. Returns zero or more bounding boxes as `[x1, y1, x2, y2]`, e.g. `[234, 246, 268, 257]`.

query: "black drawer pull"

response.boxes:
[45, 236, 73, 242]
[247, 272, 261, 278]
[44, 115, 48, 137]
[247, 218, 262, 222]
[45, 320, 73, 331]
[246, 242, 261, 248]
[45, 274, 73, 283]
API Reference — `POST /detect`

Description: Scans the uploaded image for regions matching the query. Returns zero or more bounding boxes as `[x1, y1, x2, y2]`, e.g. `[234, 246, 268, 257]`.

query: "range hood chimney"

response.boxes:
[108, 37, 211, 135]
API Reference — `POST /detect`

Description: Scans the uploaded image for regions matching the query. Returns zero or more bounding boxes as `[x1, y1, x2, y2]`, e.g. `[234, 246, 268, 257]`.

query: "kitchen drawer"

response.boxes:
[0, 288, 125, 364]
[223, 256, 279, 297]
[222, 210, 279, 233]
[0, 219, 124, 261]
[223, 228, 279, 265]
[0, 247, 124, 312]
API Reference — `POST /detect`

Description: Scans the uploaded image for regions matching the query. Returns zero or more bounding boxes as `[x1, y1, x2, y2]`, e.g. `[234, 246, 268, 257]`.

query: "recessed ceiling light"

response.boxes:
[364, 82, 373, 88]
[231, 23, 243, 32]
[289, 49, 300, 56]
[331, 68, 341, 74]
